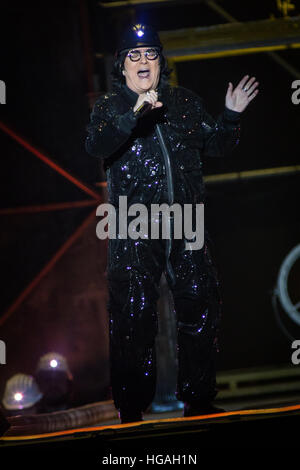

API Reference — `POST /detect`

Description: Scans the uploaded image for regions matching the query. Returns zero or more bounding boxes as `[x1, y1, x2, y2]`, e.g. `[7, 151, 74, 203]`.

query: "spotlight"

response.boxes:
[35, 352, 73, 412]
[50, 359, 58, 368]
[133, 24, 145, 38]
[14, 392, 23, 402]
[2, 374, 42, 416]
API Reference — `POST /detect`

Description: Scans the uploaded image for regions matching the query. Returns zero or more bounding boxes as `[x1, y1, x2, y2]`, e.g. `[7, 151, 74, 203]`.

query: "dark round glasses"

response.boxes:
[127, 48, 159, 62]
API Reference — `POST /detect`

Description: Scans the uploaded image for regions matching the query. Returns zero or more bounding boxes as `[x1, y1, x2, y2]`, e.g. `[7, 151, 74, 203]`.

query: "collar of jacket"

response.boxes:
[120, 82, 170, 108]
[120, 84, 139, 107]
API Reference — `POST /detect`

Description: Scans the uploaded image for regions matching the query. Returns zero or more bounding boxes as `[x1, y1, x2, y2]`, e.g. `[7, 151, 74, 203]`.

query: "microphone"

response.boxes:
[133, 100, 152, 117]
[133, 89, 162, 118]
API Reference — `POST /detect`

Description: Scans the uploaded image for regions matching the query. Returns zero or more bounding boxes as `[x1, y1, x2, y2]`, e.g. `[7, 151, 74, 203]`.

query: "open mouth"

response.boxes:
[137, 69, 150, 79]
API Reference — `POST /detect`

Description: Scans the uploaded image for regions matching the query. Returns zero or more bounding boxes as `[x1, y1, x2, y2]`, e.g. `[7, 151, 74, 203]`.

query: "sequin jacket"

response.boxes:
[85, 82, 241, 207]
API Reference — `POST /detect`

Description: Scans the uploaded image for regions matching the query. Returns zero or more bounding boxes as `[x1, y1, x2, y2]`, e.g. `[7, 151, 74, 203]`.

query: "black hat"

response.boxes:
[116, 24, 162, 56]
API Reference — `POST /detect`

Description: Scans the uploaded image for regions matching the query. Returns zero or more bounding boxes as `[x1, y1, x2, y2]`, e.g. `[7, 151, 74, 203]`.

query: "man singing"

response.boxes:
[85, 23, 259, 424]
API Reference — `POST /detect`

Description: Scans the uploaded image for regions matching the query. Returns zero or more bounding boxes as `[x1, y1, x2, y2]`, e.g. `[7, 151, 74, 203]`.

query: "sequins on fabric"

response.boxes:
[86, 83, 240, 413]
[85, 84, 241, 207]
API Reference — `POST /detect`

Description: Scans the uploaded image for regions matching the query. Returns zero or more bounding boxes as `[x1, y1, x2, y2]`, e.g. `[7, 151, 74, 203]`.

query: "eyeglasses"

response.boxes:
[127, 48, 159, 62]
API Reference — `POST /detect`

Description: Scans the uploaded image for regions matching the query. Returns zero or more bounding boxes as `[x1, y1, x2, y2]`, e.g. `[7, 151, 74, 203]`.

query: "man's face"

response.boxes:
[122, 47, 161, 94]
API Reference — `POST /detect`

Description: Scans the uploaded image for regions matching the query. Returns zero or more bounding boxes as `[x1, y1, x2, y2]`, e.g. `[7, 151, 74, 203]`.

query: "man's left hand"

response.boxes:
[226, 75, 259, 113]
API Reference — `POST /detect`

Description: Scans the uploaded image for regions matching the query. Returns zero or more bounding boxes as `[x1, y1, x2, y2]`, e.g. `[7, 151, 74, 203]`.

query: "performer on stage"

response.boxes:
[85, 23, 259, 423]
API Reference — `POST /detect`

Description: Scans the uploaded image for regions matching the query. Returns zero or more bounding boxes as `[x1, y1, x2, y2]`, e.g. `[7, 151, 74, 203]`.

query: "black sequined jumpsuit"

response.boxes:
[85, 80, 241, 415]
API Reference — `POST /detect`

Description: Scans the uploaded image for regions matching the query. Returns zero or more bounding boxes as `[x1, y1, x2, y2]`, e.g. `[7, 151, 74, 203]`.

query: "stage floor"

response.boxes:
[99, 393, 300, 425]
[1, 393, 300, 463]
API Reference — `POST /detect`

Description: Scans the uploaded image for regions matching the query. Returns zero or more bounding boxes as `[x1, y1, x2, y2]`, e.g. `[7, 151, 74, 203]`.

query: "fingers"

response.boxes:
[145, 90, 162, 108]
[237, 74, 249, 90]
[226, 82, 233, 98]
[248, 89, 259, 102]
[246, 78, 259, 97]
[243, 76, 255, 89]
[237, 75, 259, 94]
[241, 76, 259, 103]
[146, 90, 157, 103]
[134, 90, 162, 113]
[234, 75, 259, 105]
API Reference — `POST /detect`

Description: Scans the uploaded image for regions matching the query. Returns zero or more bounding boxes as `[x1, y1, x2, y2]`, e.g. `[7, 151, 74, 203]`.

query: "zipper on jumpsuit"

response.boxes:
[155, 123, 177, 287]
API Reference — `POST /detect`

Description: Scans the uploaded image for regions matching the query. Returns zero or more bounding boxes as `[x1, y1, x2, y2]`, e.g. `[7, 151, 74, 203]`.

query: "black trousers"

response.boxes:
[107, 216, 222, 414]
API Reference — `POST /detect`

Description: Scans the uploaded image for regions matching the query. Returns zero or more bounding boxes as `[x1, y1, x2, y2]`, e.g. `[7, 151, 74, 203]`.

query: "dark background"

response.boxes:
[0, 0, 299, 405]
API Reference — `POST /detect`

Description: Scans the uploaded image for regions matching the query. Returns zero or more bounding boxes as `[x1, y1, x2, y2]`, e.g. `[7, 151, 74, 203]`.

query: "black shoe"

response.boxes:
[119, 411, 143, 424]
[183, 402, 225, 418]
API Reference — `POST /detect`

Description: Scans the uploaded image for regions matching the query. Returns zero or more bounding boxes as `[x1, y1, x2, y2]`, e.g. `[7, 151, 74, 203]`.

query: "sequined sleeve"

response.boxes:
[175, 86, 241, 158]
[85, 94, 137, 158]
[200, 100, 241, 158]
